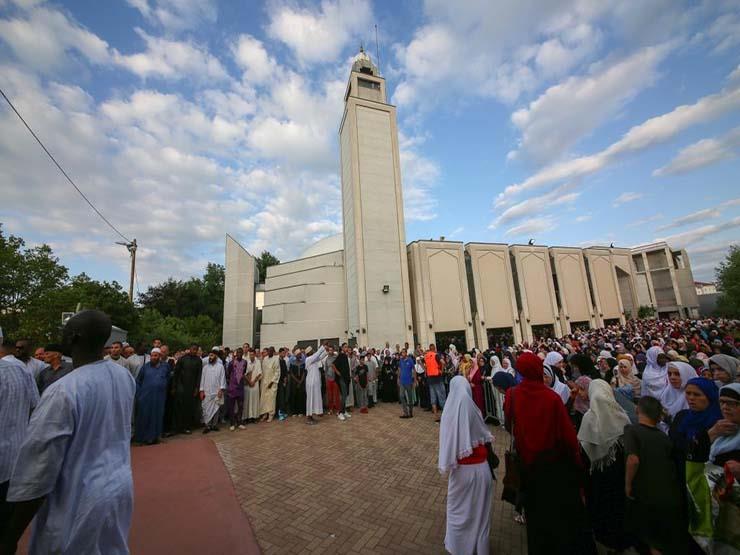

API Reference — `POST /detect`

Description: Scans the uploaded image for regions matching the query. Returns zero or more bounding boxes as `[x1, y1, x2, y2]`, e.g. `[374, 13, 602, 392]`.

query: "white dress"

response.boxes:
[200, 360, 226, 424]
[445, 462, 493, 555]
[244, 358, 262, 419]
[305, 347, 327, 417]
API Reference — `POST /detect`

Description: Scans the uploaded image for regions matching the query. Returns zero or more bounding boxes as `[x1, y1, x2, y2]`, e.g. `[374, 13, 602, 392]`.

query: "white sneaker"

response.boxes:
[337, 413, 346, 421]
[229, 426, 235, 431]
[238, 424, 246, 430]
[345, 412, 352, 418]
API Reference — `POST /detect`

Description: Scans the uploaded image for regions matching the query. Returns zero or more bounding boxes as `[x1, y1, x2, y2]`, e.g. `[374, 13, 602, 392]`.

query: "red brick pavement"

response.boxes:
[214, 403, 527, 554]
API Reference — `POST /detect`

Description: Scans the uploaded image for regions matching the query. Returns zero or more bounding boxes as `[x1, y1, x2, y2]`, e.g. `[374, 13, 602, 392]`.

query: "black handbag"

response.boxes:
[501, 389, 523, 505]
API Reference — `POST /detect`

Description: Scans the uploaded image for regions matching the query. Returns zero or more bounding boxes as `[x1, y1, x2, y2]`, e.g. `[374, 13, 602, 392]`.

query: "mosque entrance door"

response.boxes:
[569, 320, 590, 333]
[486, 327, 514, 349]
[434, 331, 467, 352]
[531, 324, 555, 341]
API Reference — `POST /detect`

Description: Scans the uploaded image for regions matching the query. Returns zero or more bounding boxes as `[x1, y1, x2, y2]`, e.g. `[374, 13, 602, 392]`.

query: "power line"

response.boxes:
[0, 86, 131, 243]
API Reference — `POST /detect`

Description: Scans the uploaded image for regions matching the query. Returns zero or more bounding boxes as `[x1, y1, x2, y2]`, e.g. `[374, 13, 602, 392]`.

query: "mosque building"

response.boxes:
[223, 50, 700, 350]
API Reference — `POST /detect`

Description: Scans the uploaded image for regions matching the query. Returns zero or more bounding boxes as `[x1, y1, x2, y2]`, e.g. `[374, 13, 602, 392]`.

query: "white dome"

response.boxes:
[300, 233, 344, 258]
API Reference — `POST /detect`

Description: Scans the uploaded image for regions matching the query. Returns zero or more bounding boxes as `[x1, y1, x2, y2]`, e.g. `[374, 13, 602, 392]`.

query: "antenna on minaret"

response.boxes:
[374, 24, 381, 74]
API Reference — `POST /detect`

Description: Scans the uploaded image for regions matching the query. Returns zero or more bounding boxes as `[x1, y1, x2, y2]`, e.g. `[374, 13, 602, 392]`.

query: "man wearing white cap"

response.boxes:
[200, 349, 226, 434]
[305, 344, 328, 425]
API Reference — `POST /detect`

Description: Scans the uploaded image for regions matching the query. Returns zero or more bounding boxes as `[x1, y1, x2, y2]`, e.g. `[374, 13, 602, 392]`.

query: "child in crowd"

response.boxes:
[623, 396, 688, 554]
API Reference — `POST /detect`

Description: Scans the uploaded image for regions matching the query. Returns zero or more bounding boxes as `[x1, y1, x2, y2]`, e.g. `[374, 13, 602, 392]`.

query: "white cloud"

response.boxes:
[232, 34, 275, 84]
[113, 29, 228, 81]
[267, 0, 372, 64]
[653, 126, 740, 176]
[126, 0, 217, 32]
[707, 12, 740, 53]
[496, 82, 740, 206]
[627, 213, 663, 228]
[575, 214, 592, 223]
[0, 6, 111, 71]
[730, 64, 740, 82]
[399, 142, 440, 222]
[656, 208, 722, 231]
[505, 216, 557, 237]
[508, 44, 668, 165]
[613, 192, 644, 206]
[657, 216, 740, 248]
[490, 182, 579, 228]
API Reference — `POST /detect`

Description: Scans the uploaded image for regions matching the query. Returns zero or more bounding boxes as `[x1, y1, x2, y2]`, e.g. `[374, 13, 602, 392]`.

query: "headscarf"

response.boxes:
[505, 353, 581, 468]
[544, 366, 571, 404]
[659, 362, 696, 417]
[709, 383, 740, 463]
[573, 376, 592, 414]
[544, 351, 563, 369]
[709, 354, 739, 383]
[676, 377, 722, 442]
[578, 380, 631, 471]
[490, 355, 503, 374]
[491, 372, 516, 391]
[642, 346, 668, 398]
[438, 376, 493, 474]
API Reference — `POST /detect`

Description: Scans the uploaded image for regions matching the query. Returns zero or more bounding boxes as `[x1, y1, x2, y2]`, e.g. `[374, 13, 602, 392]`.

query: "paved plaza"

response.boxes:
[214, 402, 527, 554]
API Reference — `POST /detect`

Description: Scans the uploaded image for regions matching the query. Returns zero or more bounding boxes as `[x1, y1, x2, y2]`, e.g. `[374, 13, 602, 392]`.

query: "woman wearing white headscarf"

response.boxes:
[544, 366, 571, 404]
[659, 361, 696, 419]
[439, 375, 494, 555]
[488, 355, 506, 424]
[641, 346, 669, 399]
[578, 380, 631, 551]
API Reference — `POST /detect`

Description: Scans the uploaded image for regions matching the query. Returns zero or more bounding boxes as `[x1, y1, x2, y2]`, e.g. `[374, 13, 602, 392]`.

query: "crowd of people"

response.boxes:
[440, 317, 740, 554]
[1, 312, 739, 554]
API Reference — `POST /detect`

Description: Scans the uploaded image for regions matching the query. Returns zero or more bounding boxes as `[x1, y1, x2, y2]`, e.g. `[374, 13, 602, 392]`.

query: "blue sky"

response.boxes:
[1, 0, 738, 292]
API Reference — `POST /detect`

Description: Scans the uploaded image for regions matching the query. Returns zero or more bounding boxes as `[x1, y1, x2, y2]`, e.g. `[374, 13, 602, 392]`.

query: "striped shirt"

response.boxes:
[0, 358, 39, 482]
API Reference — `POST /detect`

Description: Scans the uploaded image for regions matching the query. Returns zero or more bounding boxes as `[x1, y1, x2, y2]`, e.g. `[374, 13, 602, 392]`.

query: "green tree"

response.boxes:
[17, 274, 138, 343]
[715, 245, 740, 317]
[132, 309, 219, 351]
[256, 250, 280, 282]
[0, 224, 69, 335]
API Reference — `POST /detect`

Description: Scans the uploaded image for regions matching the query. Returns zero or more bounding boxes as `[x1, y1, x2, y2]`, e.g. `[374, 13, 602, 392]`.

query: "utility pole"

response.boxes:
[116, 238, 137, 302]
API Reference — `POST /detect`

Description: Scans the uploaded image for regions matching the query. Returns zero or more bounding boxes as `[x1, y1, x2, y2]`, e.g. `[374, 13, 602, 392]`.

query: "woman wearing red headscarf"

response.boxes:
[504, 352, 595, 554]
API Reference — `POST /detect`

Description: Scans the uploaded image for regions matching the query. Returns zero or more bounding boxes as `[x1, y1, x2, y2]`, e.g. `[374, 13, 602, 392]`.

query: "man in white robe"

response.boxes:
[259, 347, 280, 422]
[200, 350, 226, 433]
[2, 310, 136, 555]
[305, 344, 328, 425]
[243, 350, 262, 422]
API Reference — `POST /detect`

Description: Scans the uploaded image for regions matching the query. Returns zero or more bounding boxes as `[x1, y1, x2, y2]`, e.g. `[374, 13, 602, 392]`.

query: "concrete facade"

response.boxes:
[339, 50, 413, 348]
[583, 247, 627, 326]
[259, 250, 346, 349]
[631, 242, 700, 318]
[465, 243, 522, 346]
[222, 235, 258, 347]
[549, 247, 596, 333]
[510, 245, 562, 343]
[407, 241, 475, 349]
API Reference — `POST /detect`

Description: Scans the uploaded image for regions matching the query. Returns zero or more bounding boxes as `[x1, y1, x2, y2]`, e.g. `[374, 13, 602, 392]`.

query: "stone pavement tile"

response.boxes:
[212, 402, 527, 554]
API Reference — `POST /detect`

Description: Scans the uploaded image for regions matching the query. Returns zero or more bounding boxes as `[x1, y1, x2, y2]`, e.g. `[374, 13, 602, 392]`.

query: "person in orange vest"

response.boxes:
[425, 344, 446, 422]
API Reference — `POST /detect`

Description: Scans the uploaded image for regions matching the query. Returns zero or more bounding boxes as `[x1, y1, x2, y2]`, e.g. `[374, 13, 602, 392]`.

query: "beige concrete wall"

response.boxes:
[339, 68, 413, 347]
[259, 250, 346, 349]
[584, 248, 625, 325]
[465, 243, 522, 345]
[510, 245, 561, 342]
[222, 234, 257, 348]
[549, 247, 595, 332]
[407, 241, 475, 348]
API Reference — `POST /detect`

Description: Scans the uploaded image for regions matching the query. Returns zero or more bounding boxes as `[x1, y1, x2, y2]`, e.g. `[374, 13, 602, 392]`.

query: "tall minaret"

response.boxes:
[340, 48, 413, 347]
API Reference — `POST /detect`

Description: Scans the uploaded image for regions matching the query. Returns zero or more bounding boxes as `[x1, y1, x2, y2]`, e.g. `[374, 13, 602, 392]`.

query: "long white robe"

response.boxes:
[8, 360, 135, 554]
[200, 360, 226, 424]
[259, 355, 280, 416]
[244, 358, 262, 419]
[445, 463, 492, 555]
[305, 346, 327, 417]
